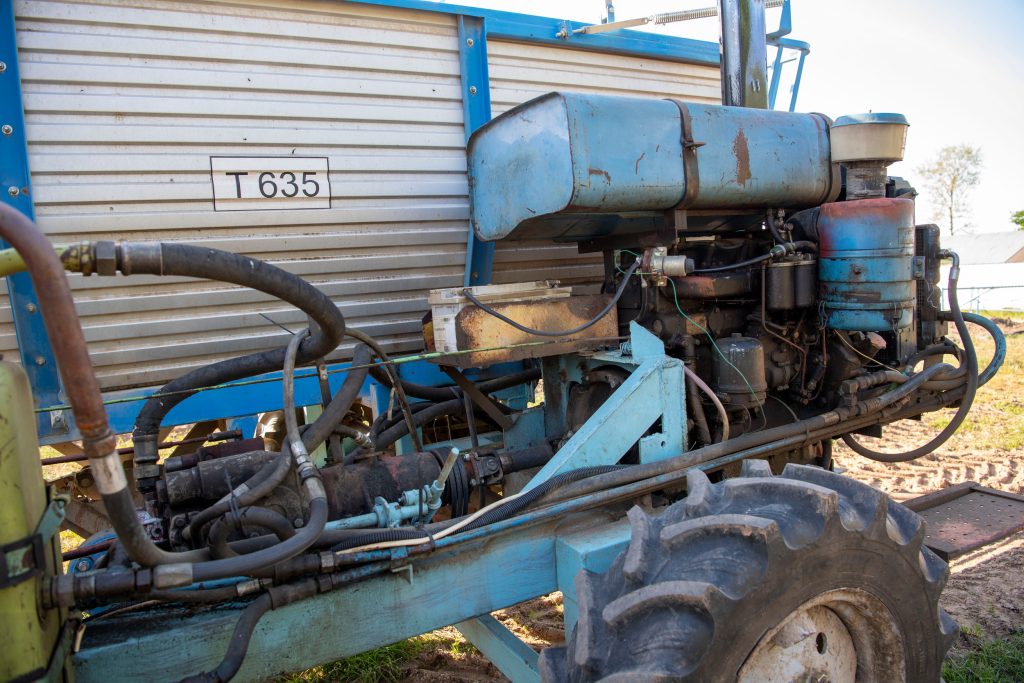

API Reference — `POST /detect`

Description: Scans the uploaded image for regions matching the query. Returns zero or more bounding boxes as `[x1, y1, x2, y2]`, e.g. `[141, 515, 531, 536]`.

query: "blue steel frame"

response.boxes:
[6, 0, 807, 446]
[0, 3, 65, 440]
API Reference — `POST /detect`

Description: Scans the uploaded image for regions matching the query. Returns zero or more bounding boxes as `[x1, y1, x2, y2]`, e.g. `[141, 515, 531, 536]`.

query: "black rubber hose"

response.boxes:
[842, 251, 980, 463]
[463, 465, 624, 531]
[328, 465, 624, 552]
[692, 241, 816, 275]
[345, 327, 422, 452]
[538, 362, 954, 505]
[186, 344, 372, 548]
[692, 253, 772, 274]
[945, 311, 1005, 387]
[179, 592, 271, 682]
[367, 366, 541, 404]
[207, 507, 297, 559]
[461, 261, 639, 337]
[370, 370, 544, 446]
[372, 396, 514, 451]
[127, 243, 346, 483]
[145, 585, 250, 603]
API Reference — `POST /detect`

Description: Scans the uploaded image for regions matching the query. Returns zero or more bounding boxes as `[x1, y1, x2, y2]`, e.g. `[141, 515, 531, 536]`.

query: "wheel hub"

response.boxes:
[738, 589, 905, 683]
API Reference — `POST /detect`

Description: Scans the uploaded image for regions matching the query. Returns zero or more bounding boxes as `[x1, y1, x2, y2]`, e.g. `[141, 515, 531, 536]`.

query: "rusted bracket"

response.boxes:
[440, 366, 514, 431]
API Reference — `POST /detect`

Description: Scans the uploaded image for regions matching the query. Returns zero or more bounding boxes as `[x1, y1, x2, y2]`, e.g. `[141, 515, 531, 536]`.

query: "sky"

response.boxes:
[444, 0, 1024, 234]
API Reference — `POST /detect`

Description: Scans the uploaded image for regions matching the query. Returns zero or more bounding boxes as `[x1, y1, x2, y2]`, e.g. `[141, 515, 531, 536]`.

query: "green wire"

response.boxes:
[666, 277, 762, 409]
[618, 248, 761, 408]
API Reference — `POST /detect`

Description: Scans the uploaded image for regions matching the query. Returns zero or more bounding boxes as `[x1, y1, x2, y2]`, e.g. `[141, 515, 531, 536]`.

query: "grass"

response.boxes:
[280, 630, 477, 683]
[919, 312, 1024, 451]
[944, 631, 1024, 683]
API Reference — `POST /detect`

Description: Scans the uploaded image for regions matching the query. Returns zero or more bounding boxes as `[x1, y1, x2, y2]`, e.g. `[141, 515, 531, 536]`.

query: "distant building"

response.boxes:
[943, 232, 1024, 265]
[940, 232, 1024, 311]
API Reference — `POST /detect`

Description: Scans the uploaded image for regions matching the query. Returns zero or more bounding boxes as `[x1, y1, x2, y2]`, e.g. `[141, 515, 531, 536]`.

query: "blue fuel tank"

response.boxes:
[818, 198, 916, 331]
[468, 92, 837, 242]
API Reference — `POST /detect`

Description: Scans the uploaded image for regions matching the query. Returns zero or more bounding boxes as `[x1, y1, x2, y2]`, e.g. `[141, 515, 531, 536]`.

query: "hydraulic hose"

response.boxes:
[187, 343, 373, 548]
[536, 361, 955, 505]
[367, 365, 541, 404]
[842, 251, 981, 463]
[180, 592, 273, 683]
[692, 241, 817, 274]
[105, 243, 347, 488]
[0, 206, 117, 468]
[947, 311, 1005, 387]
[345, 327, 422, 451]
[682, 364, 729, 442]
[207, 507, 297, 559]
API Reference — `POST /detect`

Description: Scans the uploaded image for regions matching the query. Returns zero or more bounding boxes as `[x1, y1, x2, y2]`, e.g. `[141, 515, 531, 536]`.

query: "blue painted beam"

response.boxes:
[522, 324, 686, 492]
[555, 518, 630, 632]
[36, 361, 376, 445]
[458, 14, 495, 287]
[72, 514, 626, 682]
[0, 3, 65, 439]
[347, 0, 720, 66]
[455, 614, 540, 683]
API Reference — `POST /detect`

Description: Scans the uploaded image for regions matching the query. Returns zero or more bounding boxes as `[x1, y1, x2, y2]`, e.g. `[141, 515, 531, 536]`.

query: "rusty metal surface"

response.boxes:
[320, 452, 443, 519]
[445, 294, 618, 369]
[905, 481, 1024, 560]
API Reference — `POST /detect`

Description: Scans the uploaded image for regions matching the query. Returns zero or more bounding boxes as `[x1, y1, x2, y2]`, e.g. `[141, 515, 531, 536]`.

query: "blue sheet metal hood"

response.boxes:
[468, 92, 837, 242]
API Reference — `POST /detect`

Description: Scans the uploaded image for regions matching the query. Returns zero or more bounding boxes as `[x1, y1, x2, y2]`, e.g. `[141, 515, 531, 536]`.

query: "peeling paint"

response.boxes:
[733, 128, 751, 186]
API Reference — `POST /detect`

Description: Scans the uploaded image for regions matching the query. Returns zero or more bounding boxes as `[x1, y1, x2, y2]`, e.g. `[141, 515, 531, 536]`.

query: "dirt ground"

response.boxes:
[381, 316, 1024, 681]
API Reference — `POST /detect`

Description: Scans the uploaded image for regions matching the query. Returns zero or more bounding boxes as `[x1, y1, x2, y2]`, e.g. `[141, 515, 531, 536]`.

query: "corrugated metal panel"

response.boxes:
[9, 0, 466, 390]
[486, 40, 722, 289]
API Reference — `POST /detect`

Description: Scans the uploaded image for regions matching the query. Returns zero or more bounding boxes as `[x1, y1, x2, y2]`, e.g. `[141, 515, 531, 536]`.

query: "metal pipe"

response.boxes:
[40, 430, 244, 466]
[0, 205, 116, 461]
[719, 0, 769, 108]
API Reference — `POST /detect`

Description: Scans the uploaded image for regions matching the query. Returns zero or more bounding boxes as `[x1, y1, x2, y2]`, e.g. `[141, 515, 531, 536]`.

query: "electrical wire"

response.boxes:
[461, 260, 640, 337]
[681, 364, 729, 442]
[833, 330, 887, 368]
[666, 277, 764, 412]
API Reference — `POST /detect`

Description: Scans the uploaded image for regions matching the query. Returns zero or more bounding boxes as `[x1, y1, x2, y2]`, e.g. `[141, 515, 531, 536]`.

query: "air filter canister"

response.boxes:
[818, 198, 915, 331]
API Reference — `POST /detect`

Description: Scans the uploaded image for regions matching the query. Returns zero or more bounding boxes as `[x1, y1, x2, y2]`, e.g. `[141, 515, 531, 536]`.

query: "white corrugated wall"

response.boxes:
[486, 40, 722, 288]
[11, 0, 466, 390]
[8, 0, 721, 392]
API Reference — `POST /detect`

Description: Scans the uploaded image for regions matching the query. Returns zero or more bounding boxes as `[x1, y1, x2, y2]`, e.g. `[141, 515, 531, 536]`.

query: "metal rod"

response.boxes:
[720, 0, 770, 108]
[572, 0, 783, 35]
[40, 430, 243, 466]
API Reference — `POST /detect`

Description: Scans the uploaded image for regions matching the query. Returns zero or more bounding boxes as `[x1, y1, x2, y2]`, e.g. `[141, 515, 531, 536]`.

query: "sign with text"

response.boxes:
[210, 156, 331, 211]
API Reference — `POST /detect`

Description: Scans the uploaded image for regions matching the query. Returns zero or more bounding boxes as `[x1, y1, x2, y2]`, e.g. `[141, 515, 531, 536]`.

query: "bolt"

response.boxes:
[25, 303, 36, 313]
[469, 478, 478, 486]
[34, 355, 45, 366]
[75, 560, 91, 573]
[466, 38, 474, 47]
[7, 186, 18, 197]
[0, 62, 6, 73]
[293, 517, 304, 528]
[173, 517, 186, 528]
[469, 85, 477, 95]
[463, 453, 470, 461]
[1, 124, 11, 136]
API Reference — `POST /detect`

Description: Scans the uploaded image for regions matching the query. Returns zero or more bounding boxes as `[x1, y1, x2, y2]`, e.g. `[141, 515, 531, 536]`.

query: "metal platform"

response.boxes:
[905, 481, 1024, 560]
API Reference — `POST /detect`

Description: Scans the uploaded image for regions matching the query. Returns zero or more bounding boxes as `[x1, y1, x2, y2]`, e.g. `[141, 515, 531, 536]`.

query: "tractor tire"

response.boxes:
[540, 461, 957, 682]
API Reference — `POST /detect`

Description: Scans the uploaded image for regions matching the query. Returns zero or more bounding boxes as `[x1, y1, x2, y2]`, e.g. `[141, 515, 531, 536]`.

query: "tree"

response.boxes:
[917, 144, 982, 236]
[1012, 210, 1024, 230]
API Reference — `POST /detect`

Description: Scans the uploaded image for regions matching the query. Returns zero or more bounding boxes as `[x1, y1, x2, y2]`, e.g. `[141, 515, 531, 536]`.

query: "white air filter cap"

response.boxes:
[830, 113, 908, 164]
